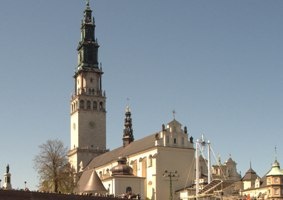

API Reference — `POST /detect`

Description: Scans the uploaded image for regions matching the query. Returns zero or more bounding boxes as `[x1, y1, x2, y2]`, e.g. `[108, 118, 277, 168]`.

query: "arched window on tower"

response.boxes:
[87, 101, 91, 109]
[80, 100, 85, 109]
[93, 101, 97, 110]
[99, 102, 104, 111]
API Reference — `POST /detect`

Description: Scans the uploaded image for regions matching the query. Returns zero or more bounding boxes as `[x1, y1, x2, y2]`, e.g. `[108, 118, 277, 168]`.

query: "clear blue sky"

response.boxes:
[0, 0, 282, 190]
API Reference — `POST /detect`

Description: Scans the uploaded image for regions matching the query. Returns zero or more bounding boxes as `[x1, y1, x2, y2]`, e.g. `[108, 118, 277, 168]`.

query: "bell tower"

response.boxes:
[68, 1, 107, 173]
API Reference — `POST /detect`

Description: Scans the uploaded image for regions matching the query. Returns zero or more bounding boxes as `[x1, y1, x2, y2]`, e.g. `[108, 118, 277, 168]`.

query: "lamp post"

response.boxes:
[163, 170, 178, 200]
[24, 181, 27, 190]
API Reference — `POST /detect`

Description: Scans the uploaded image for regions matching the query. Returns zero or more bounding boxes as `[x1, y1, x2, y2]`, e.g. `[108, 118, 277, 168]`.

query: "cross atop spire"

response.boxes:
[86, 0, 90, 7]
[123, 105, 134, 147]
[172, 110, 176, 119]
[275, 145, 278, 161]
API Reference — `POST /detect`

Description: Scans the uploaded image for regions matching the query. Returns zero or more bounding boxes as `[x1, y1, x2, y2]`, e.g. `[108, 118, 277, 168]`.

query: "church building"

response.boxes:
[68, 2, 196, 199]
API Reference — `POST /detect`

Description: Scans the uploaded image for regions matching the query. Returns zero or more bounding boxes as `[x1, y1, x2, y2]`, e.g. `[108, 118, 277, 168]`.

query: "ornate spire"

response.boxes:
[77, 0, 100, 70]
[123, 106, 134, 147]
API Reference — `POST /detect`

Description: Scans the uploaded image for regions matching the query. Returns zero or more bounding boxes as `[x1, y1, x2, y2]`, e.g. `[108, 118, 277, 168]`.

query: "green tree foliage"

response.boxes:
[34, 139, 75, 193]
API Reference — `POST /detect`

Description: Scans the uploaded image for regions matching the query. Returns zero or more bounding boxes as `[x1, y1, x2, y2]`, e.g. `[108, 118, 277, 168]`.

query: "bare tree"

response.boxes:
[34, 139, 75, 193]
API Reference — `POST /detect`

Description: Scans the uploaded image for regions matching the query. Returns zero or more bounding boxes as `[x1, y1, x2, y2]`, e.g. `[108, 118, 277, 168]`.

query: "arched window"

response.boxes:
[87, 101, 91, 109]
[126, 186, 132, 194]
[99, 102, 103, 111]
[80, 100, 85, 109]
[130, 160, 137, 176]
[93, 101, 97, 110]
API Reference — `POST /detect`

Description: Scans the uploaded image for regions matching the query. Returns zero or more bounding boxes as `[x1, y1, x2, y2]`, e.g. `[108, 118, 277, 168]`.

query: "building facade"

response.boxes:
[70, 2, 196, 199]
[77, 108, 195, 199]
[241, 159, 283, 199]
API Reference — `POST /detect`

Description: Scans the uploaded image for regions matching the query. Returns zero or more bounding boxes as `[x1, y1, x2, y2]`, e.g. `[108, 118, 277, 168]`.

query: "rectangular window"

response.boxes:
[148, 156, 152, 167]
[131, 160, 137, 176]
[174, 138, 177, 144]
[267, 177, 271, 185]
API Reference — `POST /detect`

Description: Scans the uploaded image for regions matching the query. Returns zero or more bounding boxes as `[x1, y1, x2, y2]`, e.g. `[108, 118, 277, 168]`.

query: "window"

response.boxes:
[148, 155, 153, 167]
[93, 101, 97, 110]
[126, 186, 132, 195]
[131, 160, 137, 176]
[174, 138, 177, 144]
[166, 135, 169, 144]
[99, 102, 104, 111]
[267, 177, 271, 185]
[79, 100, 85, 109]
[141, 159, 147, 177]
[87, 101, 91, 109]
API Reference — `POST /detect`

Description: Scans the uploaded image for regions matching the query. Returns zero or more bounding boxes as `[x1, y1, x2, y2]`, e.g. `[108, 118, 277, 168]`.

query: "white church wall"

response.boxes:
[155, 147, 195, 200]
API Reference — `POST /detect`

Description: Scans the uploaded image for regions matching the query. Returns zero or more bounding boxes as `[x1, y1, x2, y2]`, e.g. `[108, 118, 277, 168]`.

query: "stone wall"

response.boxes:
[0, 190, 124, 200]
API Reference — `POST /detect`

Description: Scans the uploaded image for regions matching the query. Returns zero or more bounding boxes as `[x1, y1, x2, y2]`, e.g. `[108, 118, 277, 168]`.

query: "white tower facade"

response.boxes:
[3, 165, 12, 190]
[68, 2, 107, 173]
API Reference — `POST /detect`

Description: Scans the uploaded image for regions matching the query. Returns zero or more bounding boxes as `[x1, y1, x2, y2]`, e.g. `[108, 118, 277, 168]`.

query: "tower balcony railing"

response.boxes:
[71, 88, 106, 100]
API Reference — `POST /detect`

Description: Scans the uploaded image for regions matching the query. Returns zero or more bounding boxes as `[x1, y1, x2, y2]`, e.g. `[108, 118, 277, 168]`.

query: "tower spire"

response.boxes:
[123, 106, 134, 147]
[69, 1, 106, 173]
[77, 0, 99, 69]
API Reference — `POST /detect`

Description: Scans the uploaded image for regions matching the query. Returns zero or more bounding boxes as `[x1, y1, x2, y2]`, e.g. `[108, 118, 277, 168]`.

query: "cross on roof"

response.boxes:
[172, 110, 176, 119]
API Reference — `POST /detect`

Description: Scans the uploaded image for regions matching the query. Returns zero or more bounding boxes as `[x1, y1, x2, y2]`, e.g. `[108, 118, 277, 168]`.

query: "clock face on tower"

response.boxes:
[89, 121, 95, 129]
